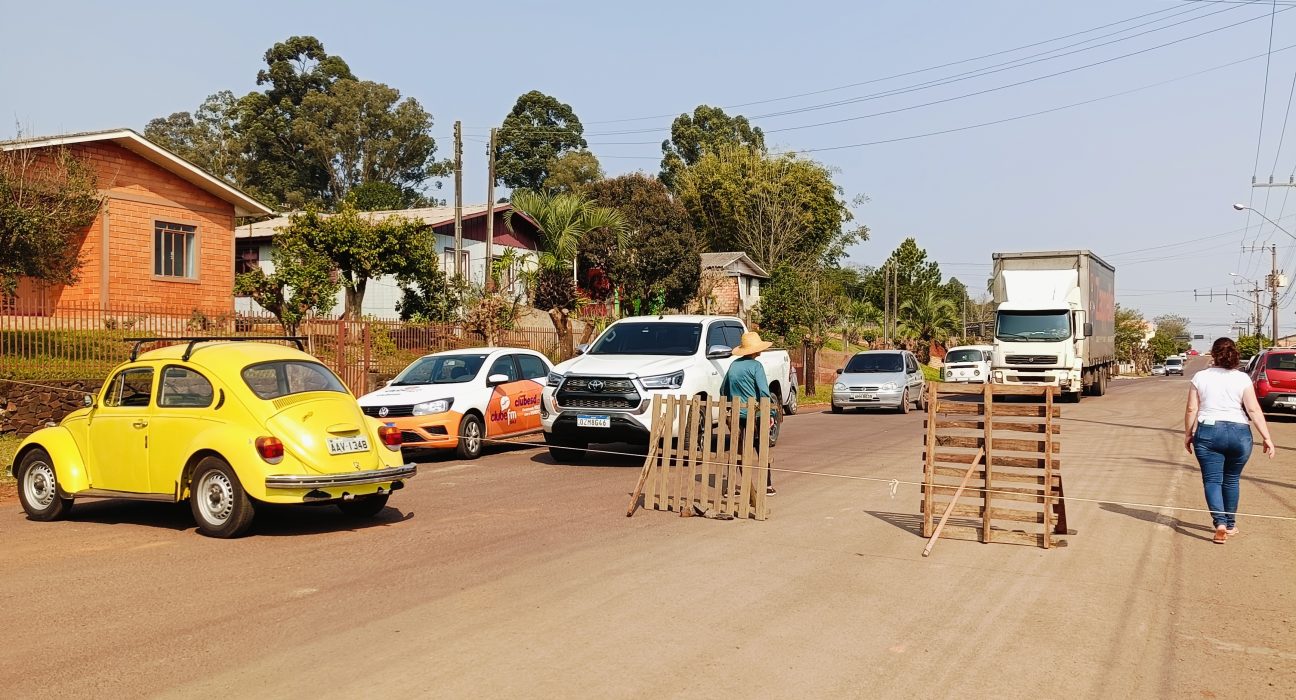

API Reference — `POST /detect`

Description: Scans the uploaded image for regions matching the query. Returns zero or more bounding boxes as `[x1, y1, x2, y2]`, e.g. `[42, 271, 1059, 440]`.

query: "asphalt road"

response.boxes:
[2, 358, 1293, 698]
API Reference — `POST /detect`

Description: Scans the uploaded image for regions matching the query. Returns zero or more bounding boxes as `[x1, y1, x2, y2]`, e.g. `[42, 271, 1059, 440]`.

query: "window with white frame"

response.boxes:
[155, 222, 197, 279]
[442, 248, 470, 278]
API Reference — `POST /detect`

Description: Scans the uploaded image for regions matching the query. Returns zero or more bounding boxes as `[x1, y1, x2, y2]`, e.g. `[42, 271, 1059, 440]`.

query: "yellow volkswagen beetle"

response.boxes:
[6, 337, 416, 538]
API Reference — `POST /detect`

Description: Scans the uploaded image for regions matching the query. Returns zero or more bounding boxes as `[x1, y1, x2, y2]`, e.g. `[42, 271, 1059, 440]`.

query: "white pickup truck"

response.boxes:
[540, 315, 797, 462]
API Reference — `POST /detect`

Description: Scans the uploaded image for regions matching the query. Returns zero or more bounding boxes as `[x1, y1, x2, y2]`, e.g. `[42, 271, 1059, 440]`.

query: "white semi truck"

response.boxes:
[990, 250, 1116, 401]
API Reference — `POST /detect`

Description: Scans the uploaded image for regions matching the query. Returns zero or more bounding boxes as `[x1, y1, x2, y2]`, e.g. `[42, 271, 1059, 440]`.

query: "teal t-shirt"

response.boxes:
[721, 357, 772, 418]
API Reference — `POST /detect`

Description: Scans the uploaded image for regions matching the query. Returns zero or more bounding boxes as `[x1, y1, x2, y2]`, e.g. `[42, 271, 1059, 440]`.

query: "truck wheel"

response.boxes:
[455, 414, 484, 459]
[1093, 368, 1108, 396]
[545, 434, 587, 463]
[190, 457, 255, 538]
[17, 448, 73, 521]
[783, 382, 799, 415]
[337, 493, 389, 518]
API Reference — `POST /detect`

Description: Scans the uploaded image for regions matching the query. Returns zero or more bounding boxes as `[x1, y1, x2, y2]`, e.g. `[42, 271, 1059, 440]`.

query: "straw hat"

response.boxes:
[732, 331, 773, 357]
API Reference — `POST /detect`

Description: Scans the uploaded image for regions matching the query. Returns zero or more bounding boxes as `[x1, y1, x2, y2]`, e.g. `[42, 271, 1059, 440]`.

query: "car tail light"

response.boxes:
[378, 425, 402, 451]
[255, 436, 284, 464]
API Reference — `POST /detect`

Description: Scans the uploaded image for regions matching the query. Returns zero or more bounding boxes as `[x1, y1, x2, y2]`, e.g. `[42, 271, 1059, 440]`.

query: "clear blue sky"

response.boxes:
[5, 0, 1296, 342]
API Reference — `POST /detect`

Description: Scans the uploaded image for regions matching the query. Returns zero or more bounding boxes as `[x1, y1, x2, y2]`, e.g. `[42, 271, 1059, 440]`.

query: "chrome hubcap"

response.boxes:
[24, 461, 57, 509]
[196, 471, 234, 524]
[465, 422, 481, 452]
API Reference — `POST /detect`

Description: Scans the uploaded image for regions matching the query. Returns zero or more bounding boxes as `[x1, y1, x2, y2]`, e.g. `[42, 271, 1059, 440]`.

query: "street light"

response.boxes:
[1233, 204, 1291, 343]
[1233, 203, 1296, 240]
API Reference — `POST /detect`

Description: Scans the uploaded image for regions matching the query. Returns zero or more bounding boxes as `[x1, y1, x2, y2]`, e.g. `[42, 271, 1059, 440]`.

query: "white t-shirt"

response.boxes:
[1191, 367, 1251, 424]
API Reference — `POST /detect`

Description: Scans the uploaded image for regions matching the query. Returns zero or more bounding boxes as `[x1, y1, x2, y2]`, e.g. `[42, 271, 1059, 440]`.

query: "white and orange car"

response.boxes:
[357, 348, 552, 459]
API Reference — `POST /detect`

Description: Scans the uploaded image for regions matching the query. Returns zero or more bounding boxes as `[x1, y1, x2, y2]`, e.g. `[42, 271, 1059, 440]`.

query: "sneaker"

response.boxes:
[766, 486, 777, 496]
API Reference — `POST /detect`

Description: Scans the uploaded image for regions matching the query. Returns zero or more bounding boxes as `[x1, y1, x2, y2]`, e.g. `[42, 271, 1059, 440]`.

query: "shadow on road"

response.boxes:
[529, 443, 646, 468]
[865, 510, 925, 538]
[61, 498, 413, 537]
[1099, 503, 1213, 541]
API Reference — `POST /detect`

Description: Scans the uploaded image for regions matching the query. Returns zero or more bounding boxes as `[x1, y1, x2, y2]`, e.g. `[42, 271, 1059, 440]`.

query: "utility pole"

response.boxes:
[1270, 243, 1281, 343]
[453, 120, 463, 279]
[484, 127, 497, 291]
[883, 263, 891, 346]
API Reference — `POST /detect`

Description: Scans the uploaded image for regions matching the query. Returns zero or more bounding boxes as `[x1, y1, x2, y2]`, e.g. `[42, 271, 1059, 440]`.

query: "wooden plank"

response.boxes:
[626, 395, 666, 517]
[982, 382, 994, 544]
[989, 421, 1060, 435]
[655, 395, 679, 510]
[994, 404, 1062, 418]
[754, 396, 770, 520]
[680, 396, 701, 517]
[933, 466, 1047, 485]
[923, 381, 938, 537]
[988, 384, 1060, 397]
[924, 448, 985, 557]
[933, 435, 984, 449]
[932, 382, 985, 395]
[738, 397, 755, 520]
[934, 401, 983, 416]
[933, 452, 1060, 469]
[994, 437, 1062, 454]
[723, 395, 742, 516]
[1042, 388, 1055, 548]
[933, 418, 983, 431]
[937, 525, 1045, 547]
[920, 501, 1048, 524]
[698, 397, 716, 511]
[934, 419, 1058, 434]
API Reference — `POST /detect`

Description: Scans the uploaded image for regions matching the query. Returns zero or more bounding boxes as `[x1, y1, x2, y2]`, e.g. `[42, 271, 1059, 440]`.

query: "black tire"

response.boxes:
[898, 390, 911, 414]
[831, 404, 844, 414]
[189, 456, 255, 538]
[16, 448, 73, 521]
[1093, 368, 1108, 397]
[455, 413, 484, 459]
[768, 390, 784, 448]
[917, 389, 929, 412]
[1064, 391, 1082, 404]
[337, 493, 389, 517]
[545, 434, 587, 463]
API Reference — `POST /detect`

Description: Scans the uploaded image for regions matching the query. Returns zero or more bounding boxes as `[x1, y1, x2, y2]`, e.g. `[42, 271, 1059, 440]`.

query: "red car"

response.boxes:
[1250, 348, 1296, 411]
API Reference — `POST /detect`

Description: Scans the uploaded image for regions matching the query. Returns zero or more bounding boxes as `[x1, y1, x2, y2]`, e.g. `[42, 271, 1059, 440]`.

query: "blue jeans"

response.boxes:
[1192, 421, 1253, 528]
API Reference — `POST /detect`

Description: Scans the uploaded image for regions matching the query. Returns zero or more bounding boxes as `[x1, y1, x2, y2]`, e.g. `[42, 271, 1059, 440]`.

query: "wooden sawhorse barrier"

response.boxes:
[626, 395, 772, 521]
[921, 382, 1068, 552]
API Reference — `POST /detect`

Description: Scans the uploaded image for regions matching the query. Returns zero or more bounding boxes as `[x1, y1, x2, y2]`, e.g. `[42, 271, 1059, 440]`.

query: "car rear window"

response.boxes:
[1265, 353, 1296, 370]
[241, 361, 348, 399]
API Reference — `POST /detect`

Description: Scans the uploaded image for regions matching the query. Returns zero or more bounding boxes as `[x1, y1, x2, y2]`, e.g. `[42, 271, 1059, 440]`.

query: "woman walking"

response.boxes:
[1184, 337, 1275, 544]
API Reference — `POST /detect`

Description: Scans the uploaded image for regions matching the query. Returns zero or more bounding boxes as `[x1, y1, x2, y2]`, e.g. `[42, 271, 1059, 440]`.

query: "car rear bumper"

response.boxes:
[265, 463, 418, 490]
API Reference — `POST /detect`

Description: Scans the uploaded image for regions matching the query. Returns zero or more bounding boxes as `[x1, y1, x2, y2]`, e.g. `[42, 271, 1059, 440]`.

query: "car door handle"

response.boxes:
[132, 420, 148, 429]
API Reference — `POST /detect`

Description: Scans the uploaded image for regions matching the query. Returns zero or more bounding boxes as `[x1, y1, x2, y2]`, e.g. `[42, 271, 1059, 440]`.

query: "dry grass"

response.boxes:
[0, 434, 20, 482]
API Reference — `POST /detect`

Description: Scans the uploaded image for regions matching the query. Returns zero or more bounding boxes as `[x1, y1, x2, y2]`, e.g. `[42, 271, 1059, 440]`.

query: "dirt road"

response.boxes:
[2, 361, 1293, 698]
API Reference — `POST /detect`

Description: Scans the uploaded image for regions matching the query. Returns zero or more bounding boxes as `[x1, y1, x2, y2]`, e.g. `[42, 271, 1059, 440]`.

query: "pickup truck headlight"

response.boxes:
[641, 370, 685, 390]
[412, 398, 452, 416]
[880, 381, 898, 391]
[546, 371, 564, 387]
[834, 382, 848, 391]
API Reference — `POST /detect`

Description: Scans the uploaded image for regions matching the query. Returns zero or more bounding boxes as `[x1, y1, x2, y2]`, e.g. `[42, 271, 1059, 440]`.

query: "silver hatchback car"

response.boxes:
[832, 350, 927, 414]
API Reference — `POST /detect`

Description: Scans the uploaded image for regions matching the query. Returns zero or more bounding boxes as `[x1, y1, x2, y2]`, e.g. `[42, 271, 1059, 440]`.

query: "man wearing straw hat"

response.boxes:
[722, 330, 778, 496]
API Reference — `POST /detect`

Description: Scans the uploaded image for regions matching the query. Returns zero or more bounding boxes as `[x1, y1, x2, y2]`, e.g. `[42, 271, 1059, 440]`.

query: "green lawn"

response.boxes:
[0, 434, 19, 482]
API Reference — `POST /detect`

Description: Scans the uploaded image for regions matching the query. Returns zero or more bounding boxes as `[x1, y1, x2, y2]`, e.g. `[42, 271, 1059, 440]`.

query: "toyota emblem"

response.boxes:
[378, 406, 389, 418]
[588, 380, 605, 392]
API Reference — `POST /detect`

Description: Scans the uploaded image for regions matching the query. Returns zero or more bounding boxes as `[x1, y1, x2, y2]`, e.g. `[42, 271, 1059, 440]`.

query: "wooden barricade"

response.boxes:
[626, 395, 772, 521]
[920, 382, 1068, 551]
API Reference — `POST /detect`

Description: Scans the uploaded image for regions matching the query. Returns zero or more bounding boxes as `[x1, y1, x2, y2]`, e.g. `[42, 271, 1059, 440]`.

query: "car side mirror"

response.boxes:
[575, 344, 589, 355]
[487, 373, 510, 386]
[706, 344, 731, 360]
[83, 394, 94, 408]
[836, 368, 844, 375]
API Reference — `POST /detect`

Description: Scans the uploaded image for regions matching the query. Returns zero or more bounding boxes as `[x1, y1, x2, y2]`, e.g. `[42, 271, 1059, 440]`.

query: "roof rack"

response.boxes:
[123, 336, 307, 362]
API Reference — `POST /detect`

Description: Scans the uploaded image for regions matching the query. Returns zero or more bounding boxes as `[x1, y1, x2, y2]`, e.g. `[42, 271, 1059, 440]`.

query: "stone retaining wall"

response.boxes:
[0, 380, 103, 436]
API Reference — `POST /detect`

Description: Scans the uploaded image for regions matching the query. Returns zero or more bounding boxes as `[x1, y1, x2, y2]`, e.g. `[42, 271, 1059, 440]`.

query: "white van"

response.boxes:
[942, 344, 994, 383]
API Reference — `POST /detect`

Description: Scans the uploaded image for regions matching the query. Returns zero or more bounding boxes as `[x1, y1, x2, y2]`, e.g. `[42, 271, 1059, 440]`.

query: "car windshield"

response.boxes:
[1265, 353, 1296, 370]
[845, 353, 904, 373]
[390, 354, 488, 385]
[1166, 358, 1183, 366]
[241, 361, 348, 399]
[589, 322, 703, 356]
[996, 311, 1071, 342]
[945, 349, 984, 364]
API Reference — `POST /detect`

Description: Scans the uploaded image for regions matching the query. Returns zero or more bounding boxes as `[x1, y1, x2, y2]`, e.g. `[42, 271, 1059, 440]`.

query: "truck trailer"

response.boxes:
[989, 250, 1116, 401]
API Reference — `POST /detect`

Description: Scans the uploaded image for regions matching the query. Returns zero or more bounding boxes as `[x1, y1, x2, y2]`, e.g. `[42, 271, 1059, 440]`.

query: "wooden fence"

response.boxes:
[920, 382, 1068, 551]
[627, 395, 774, 521]
[0, 301, 560, 394]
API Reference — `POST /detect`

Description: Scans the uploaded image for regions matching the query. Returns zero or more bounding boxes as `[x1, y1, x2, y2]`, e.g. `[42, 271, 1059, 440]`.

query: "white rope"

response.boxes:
[473, 434, 1296, 523]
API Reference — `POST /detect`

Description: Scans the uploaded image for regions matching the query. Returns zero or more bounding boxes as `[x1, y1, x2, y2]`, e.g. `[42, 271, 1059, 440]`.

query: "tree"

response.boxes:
[293, 78, 446, 205]
[495, 91, 587, 191]
[544, 150, 602, 194]
[144, 90, 244, 184]
[1237, 334, 1270, 358]
[506, 190, 627, 357]
[236, 36, 355, 207]
[281, 203, 429, 318]
[897, 289, 960, 360]
[583, 173, 701, 312]
[459, 250, 526, 345]
[862, 238, 944, 311]
[675, 145, 862, 271]
[659, 105, 765, 189]
[0, 146, 102, 296]
[234, 228, 341, 334]
[838, 299, 881, 350]
[1115, 305, 1149, 364]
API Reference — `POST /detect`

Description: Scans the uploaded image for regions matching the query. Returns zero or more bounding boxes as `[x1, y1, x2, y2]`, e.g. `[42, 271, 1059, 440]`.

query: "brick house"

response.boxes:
[1, 129, 274, 314]
[698, 252, 769, 320]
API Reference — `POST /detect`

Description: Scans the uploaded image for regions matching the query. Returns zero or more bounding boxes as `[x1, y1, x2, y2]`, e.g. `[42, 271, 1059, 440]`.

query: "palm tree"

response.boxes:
[897, 289, 960, 359]
[838, 299, 880, 351]
[507, 190, 627, 357]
